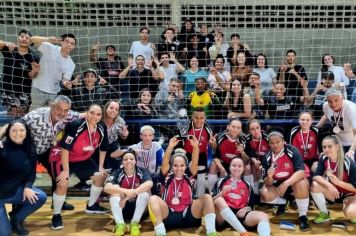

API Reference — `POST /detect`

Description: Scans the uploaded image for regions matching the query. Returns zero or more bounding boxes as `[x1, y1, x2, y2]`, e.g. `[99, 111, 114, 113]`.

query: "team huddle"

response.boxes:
[0, 93, 356, 236]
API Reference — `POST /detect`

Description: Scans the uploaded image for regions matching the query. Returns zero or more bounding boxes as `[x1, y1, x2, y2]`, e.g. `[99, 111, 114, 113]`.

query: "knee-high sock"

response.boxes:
[132, 192, 149, 223]
[207, 174, 218, 192]
[196, 173, 206, 197]
[244, 174, 254, 188]
[295, 198, 309, 217]
[53, 193, 66, 215]
[311, 192, 328, 214]
[253, 181, 260, 195]
[204, 213, 216, 234]
[88, 185, 103, 207]
[257, 220, 271, 236]
[109, 196, 124, 224]
[220, 208, 246, 233]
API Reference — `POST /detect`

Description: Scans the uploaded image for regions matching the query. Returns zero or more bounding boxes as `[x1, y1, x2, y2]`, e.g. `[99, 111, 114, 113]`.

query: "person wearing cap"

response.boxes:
[89, 42, 124, 94]
[0, 29, 40, 115]
[316, 87, 356, 154]
[147, 136, 218, 236]
[104, 150, 153, 236]
[304, 71, 335, 119]
[69, 68, 118, 112]
[316, 54, 350, 98]
[260, 131, 310, 231]
[29, 33, 76, 110]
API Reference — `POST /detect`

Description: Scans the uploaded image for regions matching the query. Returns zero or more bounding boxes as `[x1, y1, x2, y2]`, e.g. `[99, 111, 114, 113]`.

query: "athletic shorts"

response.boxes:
[50, 158, 98, 182]
[216, 207, 255, 231]
[163, 205, 202, 230]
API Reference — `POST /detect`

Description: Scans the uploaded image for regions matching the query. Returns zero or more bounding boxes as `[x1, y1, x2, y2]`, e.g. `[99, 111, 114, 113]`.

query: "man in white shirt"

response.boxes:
[128, 27, 156, 67]
[29, 33, 76, 111]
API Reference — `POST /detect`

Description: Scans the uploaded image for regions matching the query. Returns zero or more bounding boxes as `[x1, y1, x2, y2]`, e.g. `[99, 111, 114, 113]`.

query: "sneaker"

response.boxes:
[85, 202, 108, 214]
[10, 217, 29, 236]
[313, 212, 330, 224]
[51, 201, 75, 211]
[351, 219, 356, 224]
[206, 232, 218, 236]
[275, 204, 287, 216]
[51, 214, 63, 230]
[130, 222, 140, 236]
[299, 215, 310, 231]
[114, 223, 126, 236]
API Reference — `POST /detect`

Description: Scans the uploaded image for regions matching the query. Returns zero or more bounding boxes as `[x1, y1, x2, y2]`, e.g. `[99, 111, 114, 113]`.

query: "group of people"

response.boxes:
[0, 91, 356, 236]
[1, 24, 356, 121]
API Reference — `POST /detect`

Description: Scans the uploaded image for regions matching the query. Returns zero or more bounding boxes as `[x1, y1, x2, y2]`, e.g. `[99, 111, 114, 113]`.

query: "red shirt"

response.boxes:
[221, 179, 250, 209]
[291, 129, 318, 161]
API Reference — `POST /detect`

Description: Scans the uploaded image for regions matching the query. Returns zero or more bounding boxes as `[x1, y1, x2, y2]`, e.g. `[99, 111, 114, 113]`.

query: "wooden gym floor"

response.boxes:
[7, 197, 356, 236]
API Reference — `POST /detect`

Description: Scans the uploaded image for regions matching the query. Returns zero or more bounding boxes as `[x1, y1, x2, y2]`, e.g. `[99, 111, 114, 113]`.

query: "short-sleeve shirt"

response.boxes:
[96, 58, 124, 83]
[129, 141, 164, 174]
[58, 118, 108, 162]
[290, 126, 319, 161]
[261, 145, 305, 181]
[244, 132, 270, 160]
[314, 154, 356, 194]
[1, 46, 40, 95]
[105, 166, 152, 189]
[33, 42, 75, 94]
[212, 176, 252, 209]
[22, 107, 80, 155]
[184, 122, 213, 162]
[323, 100, 356, 146]
[161, 169, 195, 212]
[215, 131, 246, 166]
[267, 96, 297, 119]
[129, 41, 154, 63]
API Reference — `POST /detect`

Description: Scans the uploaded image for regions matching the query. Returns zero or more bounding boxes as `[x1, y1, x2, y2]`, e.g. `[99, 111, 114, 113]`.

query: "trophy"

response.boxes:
[176, 108, 190, 139]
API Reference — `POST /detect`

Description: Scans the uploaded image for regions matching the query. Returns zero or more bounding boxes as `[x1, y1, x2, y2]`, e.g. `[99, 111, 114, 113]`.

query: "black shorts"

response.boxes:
[273, 180, 294, 199]
[327, 192, 355, 204]
[163, 205, 201, 230]
[122, 199, 148, 220]
[51, 158, 99, 182]
[216, 207, 255, 231]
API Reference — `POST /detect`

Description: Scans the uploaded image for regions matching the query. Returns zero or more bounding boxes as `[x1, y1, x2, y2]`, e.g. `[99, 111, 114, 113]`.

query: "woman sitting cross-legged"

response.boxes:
[104, 149, 153, 236]
[213, 157, 270, 236]
[148, 136, 218, 236]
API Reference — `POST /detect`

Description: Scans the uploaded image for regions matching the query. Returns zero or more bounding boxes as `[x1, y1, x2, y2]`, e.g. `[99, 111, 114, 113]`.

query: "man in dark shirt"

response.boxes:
[0, 29, 40, 115]
[89, 43, 124, 94]
[267, 82, 297, 119]
[277, 49, 308, 105]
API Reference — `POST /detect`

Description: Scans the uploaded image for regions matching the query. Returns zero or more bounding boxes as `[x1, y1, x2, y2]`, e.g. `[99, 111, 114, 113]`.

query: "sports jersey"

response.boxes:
[262, 144, 305, 181]
[212, 176, 252, 210]
[49, 118, 108, 163]
[215, 131, 246, 166]
[314, 154, 356, 194]
[129, 141, 164, 174]
[105, 166, 152, 189]
[22, 107, 80, 155]
[244, 132, 270, 160]
[290, 126, 319, 161]
[161, 169, 195, 213]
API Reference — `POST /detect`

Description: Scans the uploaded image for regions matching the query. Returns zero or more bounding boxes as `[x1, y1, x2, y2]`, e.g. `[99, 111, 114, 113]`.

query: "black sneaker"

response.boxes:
[51, 214, 63, 230]
[85, 202, 108, 214]
[10, 217, 29, 236]
[299, 215, 310, 231]
[51, 201, 75, 211]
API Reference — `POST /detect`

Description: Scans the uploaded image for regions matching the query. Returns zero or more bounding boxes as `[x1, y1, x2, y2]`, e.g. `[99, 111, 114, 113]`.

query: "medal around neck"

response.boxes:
[333, 126, 341, 134]
[176, 108, 190, 139]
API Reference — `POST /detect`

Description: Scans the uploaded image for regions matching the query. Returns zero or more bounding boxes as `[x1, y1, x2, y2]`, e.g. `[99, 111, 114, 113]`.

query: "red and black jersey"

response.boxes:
[184, 121, 213, 156]
[161, 169, 195, 213]
[212, 176, 252, 209]
[261, 144, 305, 181]
[105, 166, 152, 189]
[290, 126, 319, 161]
[314, 154, 356, 194]
[214, 131, 246, 165]
[49, 118, 108, 163]
[244, 132, 270, 160]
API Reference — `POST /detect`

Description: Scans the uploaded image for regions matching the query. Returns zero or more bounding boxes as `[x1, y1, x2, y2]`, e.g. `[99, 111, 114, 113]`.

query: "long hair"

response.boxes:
[321, 54, 335, 72]
[102, 100, 121, 122]
[323, 135, 344, 179]
[5, 119, 36, 161]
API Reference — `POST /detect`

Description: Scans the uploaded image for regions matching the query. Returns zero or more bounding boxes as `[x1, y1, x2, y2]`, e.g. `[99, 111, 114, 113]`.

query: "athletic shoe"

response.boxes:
[313, 212, 330, 224]
[85, 202, 108, 214]
[51, 214, 63, 230]
[206, 232, 218, 236]
[275, 203, 287, 216]
[130, 222, 140, 236]
[10, 217, 29, 236]
[114, 223, 126, 236]
[350, 219, 356, 224]
[51, 201, 75, 211]
[299, 215, 310, 231]
[240, 231, 250, 236]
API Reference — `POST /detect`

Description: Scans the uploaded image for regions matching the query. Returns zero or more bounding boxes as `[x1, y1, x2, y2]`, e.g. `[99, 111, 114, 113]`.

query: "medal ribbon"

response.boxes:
[173, 178, 183, 199]
[125, 170, 136, 189]
[300, 130, 310, 154]
[86, 119, 97, 150]
[141, 143, 151, 169]
[271, 148, 285, 166]
[333, 105, 344, 128]
[191, 122, 204, 142]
